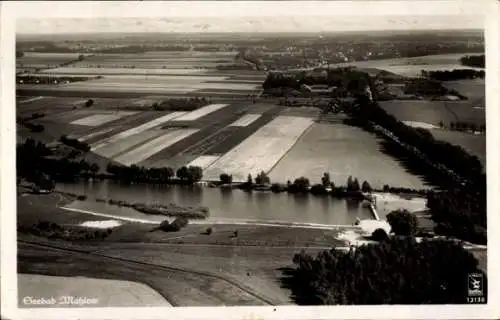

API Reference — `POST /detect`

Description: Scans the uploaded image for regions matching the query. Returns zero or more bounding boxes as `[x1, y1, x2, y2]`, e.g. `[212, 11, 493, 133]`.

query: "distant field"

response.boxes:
[203, 116, 314, 182]
[40, 67, 210, 75]
[430, 129, 486, 167]
[442, 79, 485, 105]
[330, 53, 484, 77]
[380, 100, 485, 126]
[268, 123, 428, 189]
[17, 52, 83, 69]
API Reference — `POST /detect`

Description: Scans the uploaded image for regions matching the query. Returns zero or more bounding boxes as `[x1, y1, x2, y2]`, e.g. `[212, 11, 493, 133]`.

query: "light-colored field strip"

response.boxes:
[203, 116, 314, 182]
[114, 129, 200, 166]
[77, 127, 114, 142]
[229, 114, 261, 127]
[70, 114, 123, 126]
[91, 112, 186, 151]
[18, 96, 44, 104]
[18, 274, 171, 307]
[171, 104, 229, 122]
[403, 121, 439, 130]
[41, 67, 209, 75]
[94, 129, 166, 159]
[186, 155, 221, 169]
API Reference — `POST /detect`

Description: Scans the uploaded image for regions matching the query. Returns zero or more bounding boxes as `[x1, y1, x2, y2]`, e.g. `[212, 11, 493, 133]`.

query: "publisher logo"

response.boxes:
[468, 273, 484, 297]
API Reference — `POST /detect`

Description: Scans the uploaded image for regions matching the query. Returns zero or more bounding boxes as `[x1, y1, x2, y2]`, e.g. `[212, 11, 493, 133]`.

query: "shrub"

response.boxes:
[310, 184, 327, 195]
[205, 227, 213, 235]
[387, 209, 419, 236]
[288, 177, 310, 193]
[159, 217, 189, 232]
[76, 195, 87, 201]
[371, 228, 389, 241]
[361, 181, 372, 193]
[270, 183, 286, 193]
[85, 99, 94, 107]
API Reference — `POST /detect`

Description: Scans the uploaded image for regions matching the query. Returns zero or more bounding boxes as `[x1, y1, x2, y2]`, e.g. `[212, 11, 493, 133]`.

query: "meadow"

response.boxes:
[380, 100, 485, 127]
[268, 123, 429, 189]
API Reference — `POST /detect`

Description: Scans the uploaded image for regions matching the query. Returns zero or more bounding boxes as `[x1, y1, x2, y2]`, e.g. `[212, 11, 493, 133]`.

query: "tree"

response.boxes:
[321, 172, 331, 188]
[386, 209, 419, 236]
[89, 163, 99, 178]
[219, 173, 233, 184]
[371, 228, 389, 241]
[78, 54, 85, 61]
[284, 237, 485, 305]
[255, 170, 270, 185]
[361, 180, 372, 193]
[85, 99, 94, 107]
[289, 177, 310, 193]
[246, 174, 253, 185]
[187, 166, 203, 183]
[176, 166, 189, 180]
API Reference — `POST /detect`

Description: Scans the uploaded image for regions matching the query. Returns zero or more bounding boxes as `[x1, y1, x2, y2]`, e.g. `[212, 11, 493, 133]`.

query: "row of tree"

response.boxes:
[444, 121, 486, 134]
[460, 55, 485, 68]
[347, 97, 484, 186]
[105, 163, 203, 184]
[423, 69, 485, 81]
[347, 96, 486, 243]
[152, 97, 211, 112]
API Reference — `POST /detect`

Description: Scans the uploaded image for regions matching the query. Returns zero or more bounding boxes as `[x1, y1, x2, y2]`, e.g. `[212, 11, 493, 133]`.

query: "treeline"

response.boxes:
[460, 55, 485, 68]
[262, 68, 372, 98]
[152, 97, 211, 111]
[17, 75, 94, 85]
[423, 69, 485, 81]
[348, 98, 483, 185]
[220, 171, 428, 198]
[427, 187, 486, 244]
[106, 163, 203, 185]
[17, 138, 99, 187]
[447, 121, 486, 134]
[18, 220, 113, 241]
[283, 237, 486, 304]
[347, 97, 485, 243]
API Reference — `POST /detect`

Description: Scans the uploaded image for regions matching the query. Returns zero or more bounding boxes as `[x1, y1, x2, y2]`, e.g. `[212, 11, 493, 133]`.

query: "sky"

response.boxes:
[12, 1, 485, 34]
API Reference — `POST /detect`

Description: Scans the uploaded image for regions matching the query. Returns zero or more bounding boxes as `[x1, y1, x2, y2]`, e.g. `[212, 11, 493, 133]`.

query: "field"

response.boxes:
[18, 51, 479, 188]
[330, 53, 484, 77]
[430, 129, 486, 166]
[268, 123, 428, 189]
[203, 116, 315, 182]
[380, 100, 485, 127]
[442, 79, 485, 106]
[18, 273, 171, 307]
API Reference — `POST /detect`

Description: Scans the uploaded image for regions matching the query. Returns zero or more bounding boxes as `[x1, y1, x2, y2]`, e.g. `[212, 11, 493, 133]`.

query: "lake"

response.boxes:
[57, 180, 374, 226]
